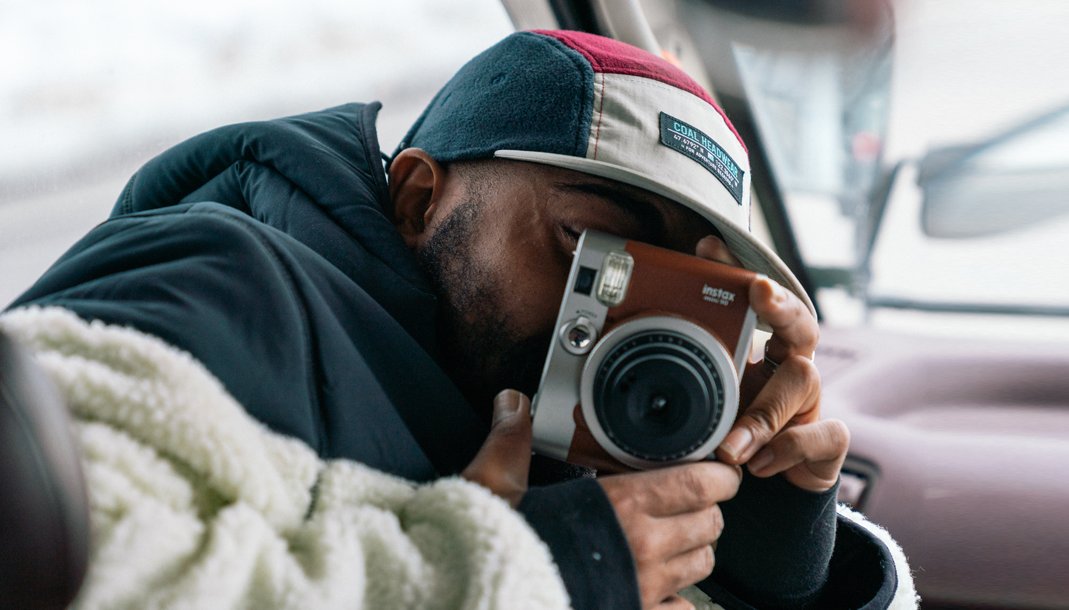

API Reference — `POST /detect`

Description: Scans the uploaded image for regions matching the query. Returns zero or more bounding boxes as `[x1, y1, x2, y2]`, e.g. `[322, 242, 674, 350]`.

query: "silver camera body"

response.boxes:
[531, 230, 758, 472]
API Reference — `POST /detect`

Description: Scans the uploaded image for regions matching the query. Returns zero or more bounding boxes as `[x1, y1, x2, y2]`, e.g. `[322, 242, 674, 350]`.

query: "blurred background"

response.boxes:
[0, 0, 514, 305]
[3, 1, 1068, 608]
[4, 0, 1068, 337]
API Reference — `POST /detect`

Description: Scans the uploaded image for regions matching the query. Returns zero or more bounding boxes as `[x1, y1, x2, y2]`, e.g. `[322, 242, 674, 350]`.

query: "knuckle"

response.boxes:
[722, 464, 743, 493]
[791, 303, 820, 343]
[679, 465, 713, 503]
[786, 355, 821, 385]
[491, 418, 529, 441]
[699, 545, 716, 576]
[684, 465, 709, 497]
[601, 479, 638, 517]
[744, 408, 780, 440]
[778, 428, 805, 455]
[630, 531, 656, 562]
[687, 463, 736, 503]
[707, 505, 724, 539]
[826, 418, 851, 450]
[802, 319, 821, 348]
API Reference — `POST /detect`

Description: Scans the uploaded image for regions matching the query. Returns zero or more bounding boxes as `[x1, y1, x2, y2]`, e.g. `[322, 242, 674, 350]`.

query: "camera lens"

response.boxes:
[592, 331, 725, 462]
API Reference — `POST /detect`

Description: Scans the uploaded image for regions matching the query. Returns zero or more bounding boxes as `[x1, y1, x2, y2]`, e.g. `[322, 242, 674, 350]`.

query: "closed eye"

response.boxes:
[559, 224, 582, 242]
[553, 181, 665, 245]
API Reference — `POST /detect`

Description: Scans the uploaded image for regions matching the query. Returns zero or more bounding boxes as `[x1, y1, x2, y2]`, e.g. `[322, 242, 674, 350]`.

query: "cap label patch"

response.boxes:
[659, 112, 744, 205]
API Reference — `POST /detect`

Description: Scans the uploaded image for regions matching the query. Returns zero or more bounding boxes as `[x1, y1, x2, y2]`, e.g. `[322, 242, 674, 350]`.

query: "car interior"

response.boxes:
[498, 2, 1068, 608]
[3, 1, 1067, 608]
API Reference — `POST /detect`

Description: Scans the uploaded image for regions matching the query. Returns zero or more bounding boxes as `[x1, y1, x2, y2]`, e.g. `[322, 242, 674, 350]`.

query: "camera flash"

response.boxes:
[596, 250, 634, 306]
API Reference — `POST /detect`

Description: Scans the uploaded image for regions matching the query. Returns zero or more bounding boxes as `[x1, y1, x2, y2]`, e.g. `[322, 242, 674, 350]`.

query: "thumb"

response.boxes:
[460, 389, 533, 507]
[695, 234, 741, 267]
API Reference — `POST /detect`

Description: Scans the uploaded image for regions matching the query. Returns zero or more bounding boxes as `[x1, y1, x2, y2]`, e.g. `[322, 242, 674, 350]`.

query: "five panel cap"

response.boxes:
[396, 29, 815, 319]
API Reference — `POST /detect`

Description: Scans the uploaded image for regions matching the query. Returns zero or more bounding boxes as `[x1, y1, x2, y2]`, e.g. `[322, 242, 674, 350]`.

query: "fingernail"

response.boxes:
[773, 281, 788, 304]
[492, 390, 522, 425]
[720, 428, 753, 460]
[748, 448, 774, 474]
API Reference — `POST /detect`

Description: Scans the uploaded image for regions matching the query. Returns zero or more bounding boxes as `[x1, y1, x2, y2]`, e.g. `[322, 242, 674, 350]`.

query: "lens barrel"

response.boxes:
[592, 331, 725, 461]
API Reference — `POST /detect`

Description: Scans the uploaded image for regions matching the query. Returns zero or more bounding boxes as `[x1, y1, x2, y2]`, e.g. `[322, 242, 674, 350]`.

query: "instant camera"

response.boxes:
[531, 230, 759, 472]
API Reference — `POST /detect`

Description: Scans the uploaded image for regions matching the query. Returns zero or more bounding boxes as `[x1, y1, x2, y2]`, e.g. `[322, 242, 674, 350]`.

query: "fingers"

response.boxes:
[718, 354, 821, 464]
[636, 534, 715, 609]
[460, 389, 532, 507]
[654, 595, 697, 610]
[600, 461, 742, 517]
[657, 545, 715, 604]
[693, 242, 842, 496]
[598, 463, 738, 608]
[748, 419, 850, 492]
[697, 236, 816, 363]
[631, 525, 717, 608]
[696, 235, 817, 361]
[627, 505, 723, 567]
[749, 277, 819, 361]
[663, 505, 724, 555]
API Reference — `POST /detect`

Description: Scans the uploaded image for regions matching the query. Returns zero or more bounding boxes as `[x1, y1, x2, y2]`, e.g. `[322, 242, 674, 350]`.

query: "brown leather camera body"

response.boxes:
[564, 239, 759, 473]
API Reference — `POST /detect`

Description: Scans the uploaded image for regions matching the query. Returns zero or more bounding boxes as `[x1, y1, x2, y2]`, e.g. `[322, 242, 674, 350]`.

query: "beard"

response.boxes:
[416, 196, 551, 418]
[416, 194, 597, 484]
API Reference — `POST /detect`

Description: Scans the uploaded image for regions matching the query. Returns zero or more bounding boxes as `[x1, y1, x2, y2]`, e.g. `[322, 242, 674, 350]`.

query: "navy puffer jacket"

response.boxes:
[11, 103, 905, 610]
[11, 103, 642, 610]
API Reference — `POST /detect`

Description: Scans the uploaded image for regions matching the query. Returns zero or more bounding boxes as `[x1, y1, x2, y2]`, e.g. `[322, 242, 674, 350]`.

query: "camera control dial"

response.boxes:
[559, 317, 598, 355]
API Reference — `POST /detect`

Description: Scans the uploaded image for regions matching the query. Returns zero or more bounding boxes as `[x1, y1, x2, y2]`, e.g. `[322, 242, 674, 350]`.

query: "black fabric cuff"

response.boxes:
[704, 472, 839, 609]
[809, 513, 899, 610]
[519, 478, 641, 610]
[701, 506, 901, 610]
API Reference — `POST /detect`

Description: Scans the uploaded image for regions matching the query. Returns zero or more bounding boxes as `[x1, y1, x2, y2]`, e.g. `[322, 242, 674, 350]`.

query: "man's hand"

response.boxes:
[461, 389, 533, 508]
[696, 236, 849, 492]
[463, 389, 742, 610]
[598, 463, 741, 610]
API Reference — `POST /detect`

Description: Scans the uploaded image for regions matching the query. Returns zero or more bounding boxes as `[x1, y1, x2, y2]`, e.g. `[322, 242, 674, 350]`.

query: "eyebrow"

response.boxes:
[554, 181, 667, 244]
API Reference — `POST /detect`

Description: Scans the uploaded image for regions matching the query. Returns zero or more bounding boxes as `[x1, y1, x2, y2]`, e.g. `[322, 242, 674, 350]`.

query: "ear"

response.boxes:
[389, 148, 448, 249]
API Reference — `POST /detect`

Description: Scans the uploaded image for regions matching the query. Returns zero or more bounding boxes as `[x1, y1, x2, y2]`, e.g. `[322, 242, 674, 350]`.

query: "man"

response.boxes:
[3, 30, 916, 609]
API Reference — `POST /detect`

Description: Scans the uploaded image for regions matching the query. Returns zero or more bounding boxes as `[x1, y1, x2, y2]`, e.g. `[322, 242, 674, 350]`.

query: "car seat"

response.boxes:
[0, 330, 90, 608]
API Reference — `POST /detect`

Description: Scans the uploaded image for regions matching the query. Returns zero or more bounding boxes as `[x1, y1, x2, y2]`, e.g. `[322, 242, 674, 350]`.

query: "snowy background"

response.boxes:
[0, 0, 513, 305]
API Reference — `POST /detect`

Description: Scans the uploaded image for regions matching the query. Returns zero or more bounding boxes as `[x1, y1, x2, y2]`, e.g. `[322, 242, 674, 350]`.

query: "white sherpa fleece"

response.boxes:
[0, 306, 571, 610]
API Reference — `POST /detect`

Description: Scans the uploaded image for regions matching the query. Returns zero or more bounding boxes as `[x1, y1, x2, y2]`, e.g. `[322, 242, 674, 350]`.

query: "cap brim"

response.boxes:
[495, 150, 816, 329]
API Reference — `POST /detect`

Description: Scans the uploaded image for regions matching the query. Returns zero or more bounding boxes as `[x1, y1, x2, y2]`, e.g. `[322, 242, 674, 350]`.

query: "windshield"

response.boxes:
[679, 0, 1069, 337]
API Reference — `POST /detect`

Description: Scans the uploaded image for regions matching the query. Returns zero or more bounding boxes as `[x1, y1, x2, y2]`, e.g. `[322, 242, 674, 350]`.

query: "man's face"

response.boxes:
[416, 159, 715, 414]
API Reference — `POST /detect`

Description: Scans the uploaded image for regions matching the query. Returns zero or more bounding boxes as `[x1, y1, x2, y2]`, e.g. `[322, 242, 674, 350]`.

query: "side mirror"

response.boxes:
[918, 105, 1069, 238]
[918, 146, 1069, 238]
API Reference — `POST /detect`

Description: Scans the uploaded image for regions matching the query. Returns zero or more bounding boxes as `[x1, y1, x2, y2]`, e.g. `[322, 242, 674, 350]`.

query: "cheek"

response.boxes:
[495, 234, 571, 337]
[481, 188, 574, 337]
